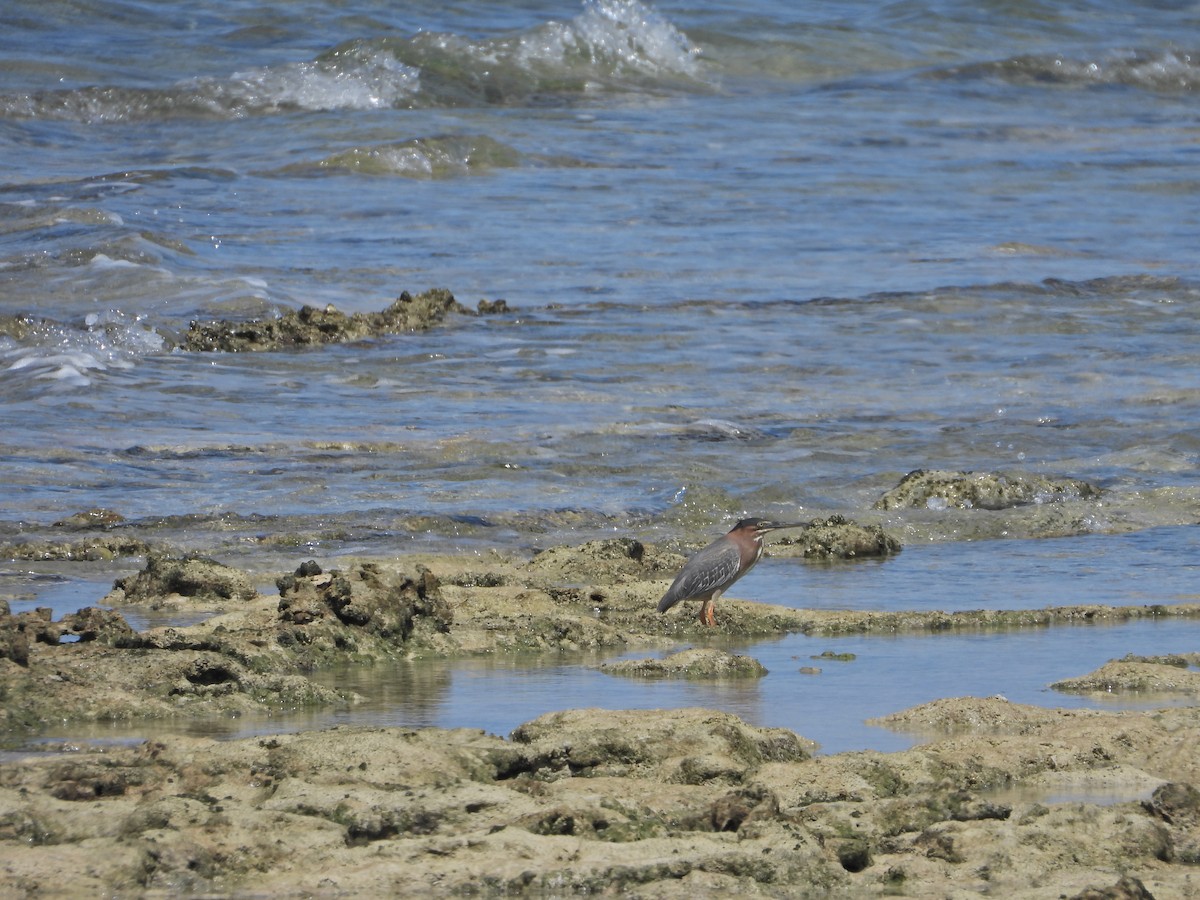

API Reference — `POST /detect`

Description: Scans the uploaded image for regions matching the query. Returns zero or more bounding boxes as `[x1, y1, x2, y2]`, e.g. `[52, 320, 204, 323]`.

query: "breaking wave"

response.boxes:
[0, 0, 703, 123]
[938, 48, 1199, 92]
[1, 306, 165, 393]
[0, 49, 421, 122]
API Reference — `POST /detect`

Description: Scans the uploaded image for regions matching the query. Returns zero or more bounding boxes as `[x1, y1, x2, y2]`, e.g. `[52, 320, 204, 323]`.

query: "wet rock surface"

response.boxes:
[0, 535, 153, 562]
[522, 536, 685, 583]
[1051, 653, 1200, 696]
[181, 287, 508, 352]
[598, 647, 769, 679]
[773, 515, 902, 559]
[51, 508, 126, 529]
[276, 560, 452, 650]
[0, 606, 131, 667]
[103, 553, 258, 607]
[875, 468, 1102, 511]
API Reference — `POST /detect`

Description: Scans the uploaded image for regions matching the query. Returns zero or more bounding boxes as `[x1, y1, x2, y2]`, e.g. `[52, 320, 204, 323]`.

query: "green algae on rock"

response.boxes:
[276, 559, 451, 643]
[598, 647, 769, 679]
[308, 134, 524, 178]
[104, 553, 258, 607]
[0, 535, 153, 562]
[1051, 653, 1200, 696]
[182, 288, 509, 352]
[523, 537, 685, 584]
[508, 707, 815, 780]
[51, 508, 126, 529]
[812, 650, 857, 662]
[875, 468, 1102, 511]
[772, 515, 901, 560]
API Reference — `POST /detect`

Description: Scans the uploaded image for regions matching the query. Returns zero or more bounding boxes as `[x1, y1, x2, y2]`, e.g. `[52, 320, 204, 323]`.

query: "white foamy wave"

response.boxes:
[1, 310, 164, 392]
[219, 49, 421, 113]
[86, 253, 141, 270]
[520, 0, 701, 81]
[0, 1, 698, 122]
[0, 48, 424, 122]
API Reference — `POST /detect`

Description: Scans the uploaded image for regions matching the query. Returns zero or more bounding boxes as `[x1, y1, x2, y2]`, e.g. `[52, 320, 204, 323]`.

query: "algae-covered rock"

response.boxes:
[58, 607, 135, 644]
[1142, 782, 1200, 865]
[0, 535, 153, 562]
[0, 613, 32, 666]
[523, 537, 684, 584]
[812, 650, 856, 662]
[104, 553, 258, 606]
[599, 647, 768, 679]
[1051, 654, 1200, 696]
[509, 707, 815, 782]
[311, 134, 523, 178]
[875, 468, 1101, 511]
[51, 508, 126, 529]
[0, 607, 65, 665]
[1068, 875, 1158, 900]
[4, 702, 1200, 896]
[276, 560, 451, 642]
[182, 288, 508, 352]
[773, 515, 901, 559]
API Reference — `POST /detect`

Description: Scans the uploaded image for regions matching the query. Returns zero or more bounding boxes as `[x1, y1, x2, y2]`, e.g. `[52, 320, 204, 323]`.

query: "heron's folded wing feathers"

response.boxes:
[657, 541, 742, 613]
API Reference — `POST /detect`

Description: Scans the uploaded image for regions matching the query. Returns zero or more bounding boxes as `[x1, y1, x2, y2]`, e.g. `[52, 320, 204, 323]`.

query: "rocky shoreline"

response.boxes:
[3, 487, 1200, 896]
[5, 699, 1199, 898]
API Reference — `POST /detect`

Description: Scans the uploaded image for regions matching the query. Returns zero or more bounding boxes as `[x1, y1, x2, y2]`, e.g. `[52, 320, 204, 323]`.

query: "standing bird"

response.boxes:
[658, 518, 807, 626]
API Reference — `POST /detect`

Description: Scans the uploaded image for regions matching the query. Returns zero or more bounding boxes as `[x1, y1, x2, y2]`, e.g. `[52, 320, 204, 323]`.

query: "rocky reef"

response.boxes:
[182, 288, 508, 352]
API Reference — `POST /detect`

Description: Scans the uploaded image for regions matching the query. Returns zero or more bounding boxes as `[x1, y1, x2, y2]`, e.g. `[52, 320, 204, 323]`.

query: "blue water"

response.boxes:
[20, 613, 1200, 755]
[3, 0, 1199, 750]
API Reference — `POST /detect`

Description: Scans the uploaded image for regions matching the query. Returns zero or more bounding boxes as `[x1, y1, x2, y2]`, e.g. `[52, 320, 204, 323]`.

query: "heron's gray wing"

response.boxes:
[657, 540, 742, 613]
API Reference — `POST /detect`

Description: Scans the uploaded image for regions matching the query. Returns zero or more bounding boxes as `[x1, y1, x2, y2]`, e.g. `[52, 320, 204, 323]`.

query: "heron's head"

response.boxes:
[728, 517, 807, 541]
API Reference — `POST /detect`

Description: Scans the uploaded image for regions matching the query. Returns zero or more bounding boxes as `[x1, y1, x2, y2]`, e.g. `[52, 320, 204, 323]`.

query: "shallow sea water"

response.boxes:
[16, 614, 1200, 756]
[3, 0, 1199, 751]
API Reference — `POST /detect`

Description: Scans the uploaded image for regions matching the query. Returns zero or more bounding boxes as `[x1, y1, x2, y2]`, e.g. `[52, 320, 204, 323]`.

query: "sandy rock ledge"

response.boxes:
[1, 702, 1199, 897]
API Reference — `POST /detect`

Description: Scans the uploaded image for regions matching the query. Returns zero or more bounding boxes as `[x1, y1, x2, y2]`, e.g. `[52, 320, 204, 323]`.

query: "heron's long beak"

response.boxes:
[757, 521, 808, 533]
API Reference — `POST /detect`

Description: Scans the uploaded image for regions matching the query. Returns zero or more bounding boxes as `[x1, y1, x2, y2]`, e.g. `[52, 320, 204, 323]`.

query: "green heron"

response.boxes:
[657, 518, 807, 626]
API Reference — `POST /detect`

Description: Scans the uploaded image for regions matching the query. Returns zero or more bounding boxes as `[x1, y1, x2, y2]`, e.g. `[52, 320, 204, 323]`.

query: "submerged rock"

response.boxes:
[309, 134, 524, 178]
[0, 535, 153, 562]
[51, 508, 126, 529]
[182, 288, 508, 352]
[875, 468, 1101, 511]
[599, 647, 768, 679]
